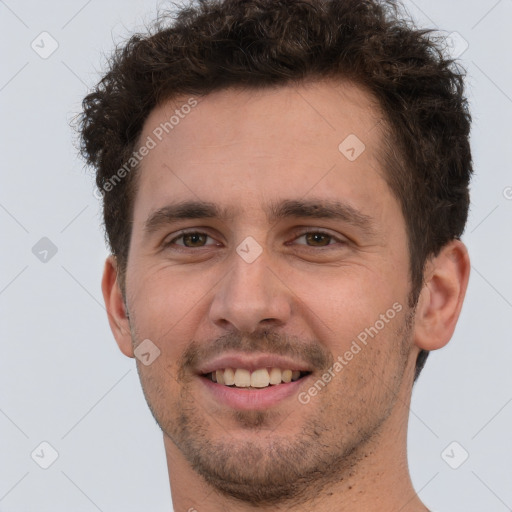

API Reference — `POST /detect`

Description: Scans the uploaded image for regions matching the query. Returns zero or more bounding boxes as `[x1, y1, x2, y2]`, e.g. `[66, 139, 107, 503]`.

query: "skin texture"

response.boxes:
[102, 81, 470, 512]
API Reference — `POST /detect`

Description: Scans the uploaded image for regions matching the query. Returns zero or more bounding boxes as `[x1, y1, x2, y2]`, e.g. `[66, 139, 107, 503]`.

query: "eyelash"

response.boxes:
[163, 229, 348, 250]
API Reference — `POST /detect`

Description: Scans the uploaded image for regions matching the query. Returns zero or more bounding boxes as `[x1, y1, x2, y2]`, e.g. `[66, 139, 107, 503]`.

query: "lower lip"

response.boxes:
[199, 375, 309, 410]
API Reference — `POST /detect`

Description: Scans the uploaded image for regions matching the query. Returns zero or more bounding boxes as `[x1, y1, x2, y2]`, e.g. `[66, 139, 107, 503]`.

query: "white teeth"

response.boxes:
[209, 367, 306, 387]
[223, 368, 235, 386]
[251, 368, 270, 388]
[269, 367, 282, 385]
[281, 369, 292, 383]
[234, 368, 251, 387]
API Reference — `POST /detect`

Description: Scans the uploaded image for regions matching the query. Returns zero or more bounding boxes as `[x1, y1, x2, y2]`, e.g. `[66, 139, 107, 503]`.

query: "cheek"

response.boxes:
[287, 263, 405, 347]
[313, 305, 411, 410]
[127, 262, 212, 341]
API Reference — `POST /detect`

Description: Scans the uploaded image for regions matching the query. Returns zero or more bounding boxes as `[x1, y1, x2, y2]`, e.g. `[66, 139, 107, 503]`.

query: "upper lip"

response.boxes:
[196, 353, 313, 375]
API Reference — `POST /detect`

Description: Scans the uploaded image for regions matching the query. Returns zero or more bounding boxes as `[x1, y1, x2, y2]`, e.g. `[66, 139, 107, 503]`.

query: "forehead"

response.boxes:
[132, 80, 391, 221]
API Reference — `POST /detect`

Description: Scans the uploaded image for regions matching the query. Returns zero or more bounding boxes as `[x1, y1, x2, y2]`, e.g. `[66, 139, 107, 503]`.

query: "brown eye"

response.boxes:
[291, 230, 348, 249]
[165, 231, 217, 249]
[180, 233, 208, 247]
[304, 232, 332, 246]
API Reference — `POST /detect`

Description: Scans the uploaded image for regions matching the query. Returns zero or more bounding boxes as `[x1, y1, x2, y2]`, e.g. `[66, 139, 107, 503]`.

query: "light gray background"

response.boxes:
[1, 0, 511, 511]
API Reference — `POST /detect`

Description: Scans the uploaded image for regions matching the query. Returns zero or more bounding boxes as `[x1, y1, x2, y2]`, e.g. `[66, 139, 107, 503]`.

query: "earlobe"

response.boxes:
[414, 240, 470, 351]
[101, 255, 134, 358]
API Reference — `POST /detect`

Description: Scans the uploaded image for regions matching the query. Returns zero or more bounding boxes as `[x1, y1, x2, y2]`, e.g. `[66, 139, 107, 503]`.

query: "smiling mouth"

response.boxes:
[202, 368, 311, 389]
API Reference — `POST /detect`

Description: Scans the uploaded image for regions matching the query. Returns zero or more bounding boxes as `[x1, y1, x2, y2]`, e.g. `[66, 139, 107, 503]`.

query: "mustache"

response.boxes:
[179, 328, 333, 375]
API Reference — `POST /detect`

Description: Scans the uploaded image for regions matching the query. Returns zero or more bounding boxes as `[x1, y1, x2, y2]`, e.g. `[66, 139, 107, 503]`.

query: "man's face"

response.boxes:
[122, 81, 418, 503]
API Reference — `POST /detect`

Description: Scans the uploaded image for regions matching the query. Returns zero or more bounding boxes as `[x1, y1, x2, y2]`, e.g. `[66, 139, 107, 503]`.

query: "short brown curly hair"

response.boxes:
[79, 0, 472, 380]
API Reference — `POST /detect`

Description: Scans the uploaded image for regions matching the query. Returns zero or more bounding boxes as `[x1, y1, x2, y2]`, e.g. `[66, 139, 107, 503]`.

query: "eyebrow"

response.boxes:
[266, 198, 377, 236]
[143, 201, 234, 235]
[143, 198, 377, 237]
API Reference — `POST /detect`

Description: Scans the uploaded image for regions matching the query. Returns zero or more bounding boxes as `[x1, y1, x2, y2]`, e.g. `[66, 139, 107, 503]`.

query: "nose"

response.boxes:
[209, 247, 292, 334]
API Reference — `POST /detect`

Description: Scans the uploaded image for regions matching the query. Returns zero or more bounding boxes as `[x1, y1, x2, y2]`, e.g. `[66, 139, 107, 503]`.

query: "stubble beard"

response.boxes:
[132, 311, 414, 507]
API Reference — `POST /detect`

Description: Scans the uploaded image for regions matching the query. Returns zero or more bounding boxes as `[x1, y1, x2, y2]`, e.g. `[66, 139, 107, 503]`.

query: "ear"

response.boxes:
[101, 255, 134, 358]
[413, 240, 470, 351]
